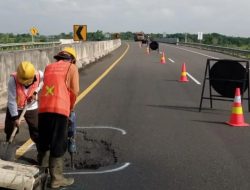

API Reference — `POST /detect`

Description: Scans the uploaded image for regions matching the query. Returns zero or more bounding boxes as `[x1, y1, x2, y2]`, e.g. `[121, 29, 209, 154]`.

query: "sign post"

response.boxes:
[198, 32, 203, 43]
[105, 33, 111, 40]
[199, 59, 250, 112]
[30, 27, 39, 43]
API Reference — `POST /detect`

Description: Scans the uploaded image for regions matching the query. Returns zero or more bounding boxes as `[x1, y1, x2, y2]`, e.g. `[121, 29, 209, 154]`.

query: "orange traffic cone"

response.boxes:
[146, 46, 150, 54]
[160, 51, 166, 64]
[226, 88, 249, 127]
[179, 63, 188, 82]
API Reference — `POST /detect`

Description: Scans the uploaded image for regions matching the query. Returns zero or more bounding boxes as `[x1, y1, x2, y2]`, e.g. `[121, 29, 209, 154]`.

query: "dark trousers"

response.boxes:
[38, 113, 68, 157]
[4, 108, 39, 144]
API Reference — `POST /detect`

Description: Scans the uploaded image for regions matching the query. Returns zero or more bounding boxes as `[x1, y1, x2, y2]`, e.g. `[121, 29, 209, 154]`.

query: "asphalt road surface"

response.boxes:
[1, 41, 250, 190]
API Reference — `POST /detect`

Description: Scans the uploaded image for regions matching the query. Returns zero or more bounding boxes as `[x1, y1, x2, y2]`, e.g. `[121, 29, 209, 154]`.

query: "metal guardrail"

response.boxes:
[155, 38, 179, 44]
[179, 42, 250, 59]
[155, 38, 250, 59]
[0, 42, 61, 51]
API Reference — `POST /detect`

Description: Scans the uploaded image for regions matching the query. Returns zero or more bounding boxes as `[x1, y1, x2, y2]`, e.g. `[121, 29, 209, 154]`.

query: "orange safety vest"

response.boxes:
[12, 72, 40, 109]
[39, 60, 71, 117]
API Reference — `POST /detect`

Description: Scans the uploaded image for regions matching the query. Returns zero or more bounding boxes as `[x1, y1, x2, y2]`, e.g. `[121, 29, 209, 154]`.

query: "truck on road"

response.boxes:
[134, 32, 148, 44]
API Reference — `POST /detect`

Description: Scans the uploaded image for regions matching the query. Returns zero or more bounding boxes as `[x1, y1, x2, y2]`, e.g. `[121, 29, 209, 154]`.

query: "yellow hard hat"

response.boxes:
[62, 47, 76, 59]
[16, 61, 35, 85]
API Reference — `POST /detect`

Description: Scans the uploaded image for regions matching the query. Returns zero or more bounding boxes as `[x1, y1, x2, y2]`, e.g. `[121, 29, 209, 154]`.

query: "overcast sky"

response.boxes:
[1, 0, 250, 37]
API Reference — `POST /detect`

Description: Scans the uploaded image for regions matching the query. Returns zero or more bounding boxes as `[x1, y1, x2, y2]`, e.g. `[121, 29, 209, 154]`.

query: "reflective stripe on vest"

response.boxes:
[39, 61, 71, 117]
[12, 72, 40, 108]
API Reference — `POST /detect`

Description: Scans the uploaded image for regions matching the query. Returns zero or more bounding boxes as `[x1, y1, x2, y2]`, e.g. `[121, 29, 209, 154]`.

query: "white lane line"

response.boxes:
[186, 72, 201, 85]
[168, 58, 175, 63]
[16, 139, 35, 159]
[243, 65, 250, 70]
[163, 44, 219, 59]
[64, 162, 131, 175]
[179, 47, 219, 59]
[77, 126, 127, 135]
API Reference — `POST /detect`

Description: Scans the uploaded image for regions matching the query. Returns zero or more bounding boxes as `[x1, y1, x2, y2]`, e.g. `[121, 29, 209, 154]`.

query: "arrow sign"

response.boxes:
[73, 25, 87, 41]
[30, 27, 38, 36]
[76, 26, 83, 40]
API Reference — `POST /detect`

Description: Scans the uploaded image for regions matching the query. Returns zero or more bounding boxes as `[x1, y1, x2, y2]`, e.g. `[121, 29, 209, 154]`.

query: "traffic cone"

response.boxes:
[179, 63, 188, 82]
[160, 51, 166, 64]
[226, 88, 249, 127]
[146, 46, 150, 54]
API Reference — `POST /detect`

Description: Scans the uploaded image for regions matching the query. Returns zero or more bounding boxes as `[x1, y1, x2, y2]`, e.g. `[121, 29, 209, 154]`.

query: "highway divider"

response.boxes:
[0, 39, 121, 109]
[155, 38, 250, 59]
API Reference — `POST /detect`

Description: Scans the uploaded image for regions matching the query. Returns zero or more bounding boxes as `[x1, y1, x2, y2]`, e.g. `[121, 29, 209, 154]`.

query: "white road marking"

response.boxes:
[19, 126, 127, 153]
[16, 139, 35, 158]
[179, 47, 219, 59]
[186, 72, 201, 85]
[243, 65, 250, 70]
[161, 44, 211, 85]
[163, 44, 219, 59]
[77, 126, 127, 135]
[168, 58, 175, 63]
[64, 126, 129, 175]
[64, 162, 131, 175]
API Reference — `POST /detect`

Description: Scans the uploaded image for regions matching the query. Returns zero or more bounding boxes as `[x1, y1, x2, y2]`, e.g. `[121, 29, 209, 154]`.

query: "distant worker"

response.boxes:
[38, 47, 79, 189]
[4, 61, 44, 161]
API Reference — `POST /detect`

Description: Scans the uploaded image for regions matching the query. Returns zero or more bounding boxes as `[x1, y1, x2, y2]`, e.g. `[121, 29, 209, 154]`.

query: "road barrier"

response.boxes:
[155, 38, 250, 59]
[180, 42, 250, 59]
[0, 42, 61, 51]
[0, 40, 121, 109]
[226, 88, 250, 127]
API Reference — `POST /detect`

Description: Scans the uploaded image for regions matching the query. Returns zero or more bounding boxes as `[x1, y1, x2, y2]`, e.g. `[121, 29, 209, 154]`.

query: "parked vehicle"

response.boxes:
[134, 32, 145, 41]
[134, 32, 148, 44]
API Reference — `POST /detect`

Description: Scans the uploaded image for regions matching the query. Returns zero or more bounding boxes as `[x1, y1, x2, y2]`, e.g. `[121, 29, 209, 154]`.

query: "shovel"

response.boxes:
[0, 102, 30, 161]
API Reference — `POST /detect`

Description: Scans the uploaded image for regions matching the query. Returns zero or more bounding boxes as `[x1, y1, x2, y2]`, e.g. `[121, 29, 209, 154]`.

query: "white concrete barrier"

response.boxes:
[0, 39, 121, 109]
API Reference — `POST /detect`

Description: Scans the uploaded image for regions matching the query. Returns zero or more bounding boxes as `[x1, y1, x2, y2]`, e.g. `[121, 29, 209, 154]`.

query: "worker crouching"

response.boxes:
[4, 61, 43, 161]
[38, 47, 79, 189]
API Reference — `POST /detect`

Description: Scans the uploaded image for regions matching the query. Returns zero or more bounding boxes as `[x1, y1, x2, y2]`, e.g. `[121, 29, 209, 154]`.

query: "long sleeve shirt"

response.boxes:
[7, 70, 44, 117]
[66, 64, 79, 110]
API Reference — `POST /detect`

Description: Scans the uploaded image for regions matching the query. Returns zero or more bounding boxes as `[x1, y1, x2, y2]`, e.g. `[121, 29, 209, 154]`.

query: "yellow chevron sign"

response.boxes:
[30, 27, 38, 36]
[73, 25, 87, 41]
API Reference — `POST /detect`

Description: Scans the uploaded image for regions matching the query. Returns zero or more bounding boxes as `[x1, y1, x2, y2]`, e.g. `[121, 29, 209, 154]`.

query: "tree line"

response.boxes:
[0, 31, 249, 50]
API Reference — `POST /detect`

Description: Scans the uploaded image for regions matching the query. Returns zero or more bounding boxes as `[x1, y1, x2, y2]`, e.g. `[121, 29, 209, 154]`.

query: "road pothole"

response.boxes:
[64, 130, 119, 170]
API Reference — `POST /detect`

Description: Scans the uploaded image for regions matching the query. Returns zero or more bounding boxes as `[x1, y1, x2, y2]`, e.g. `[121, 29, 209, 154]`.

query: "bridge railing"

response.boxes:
[0, 42, 61, 51]
[155, 38, 250, 59]
[179, 42, 250, 59]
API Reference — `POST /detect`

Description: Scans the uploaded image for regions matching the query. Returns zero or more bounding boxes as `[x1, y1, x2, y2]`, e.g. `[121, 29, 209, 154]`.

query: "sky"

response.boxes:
[1, 0, 250, 37]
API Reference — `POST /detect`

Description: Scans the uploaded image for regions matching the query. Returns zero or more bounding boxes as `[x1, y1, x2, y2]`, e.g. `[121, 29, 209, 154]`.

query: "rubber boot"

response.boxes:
[38, 150, 50, 168]
[49, 157, 74, 188]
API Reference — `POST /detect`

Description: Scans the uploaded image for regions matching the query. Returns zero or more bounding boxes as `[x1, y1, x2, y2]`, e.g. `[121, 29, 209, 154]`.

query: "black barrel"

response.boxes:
[149, 41, 159, 50]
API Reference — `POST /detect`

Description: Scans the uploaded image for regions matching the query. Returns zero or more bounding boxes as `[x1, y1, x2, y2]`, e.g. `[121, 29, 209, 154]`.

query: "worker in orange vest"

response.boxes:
[4, 61, 44, 161]
[38, 47, 79, 189]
